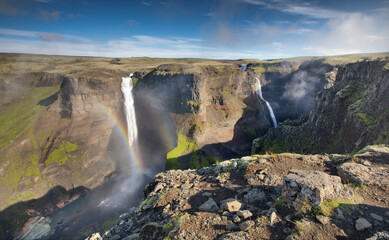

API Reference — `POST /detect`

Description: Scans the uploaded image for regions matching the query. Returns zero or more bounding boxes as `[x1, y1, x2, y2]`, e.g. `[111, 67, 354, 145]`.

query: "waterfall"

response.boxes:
[121, 73, 138, 147]
[240, 64, 247, 71]
[255, 77, 278, 128]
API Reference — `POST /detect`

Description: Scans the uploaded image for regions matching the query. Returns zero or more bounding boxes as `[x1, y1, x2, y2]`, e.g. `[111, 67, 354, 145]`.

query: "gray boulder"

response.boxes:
[199, 198, 219, 212]
[355, 217, 372, 231]
[337, 162, 389, 189]
[283, 169, 347, 209]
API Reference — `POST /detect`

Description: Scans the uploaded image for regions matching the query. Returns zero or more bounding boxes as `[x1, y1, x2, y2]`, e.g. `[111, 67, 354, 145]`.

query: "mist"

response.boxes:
[281, 70, 321, 113]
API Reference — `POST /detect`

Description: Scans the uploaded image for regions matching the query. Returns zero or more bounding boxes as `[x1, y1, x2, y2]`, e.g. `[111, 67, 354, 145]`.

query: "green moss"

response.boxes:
[166, 157, 182, 170]
[186, 100, 200, 107]
[355, 112, 378, 126]
[166, 133, 198, 170]
[101, 219, 117, 231]
[310, 196, 361, 217]
[189, 152, 220, 169]
[220, 90, 231, 95]
[1, 152, 25, 191]
[163, 214, 189, 235]
[24, 153, 40, 177]
[74, 227, 95, 240]
[45, 140, 79, 166]
[139, 196, 158, 211]
[254, 137, 287, 154]
[274, 195, 286, 206]
[16, 191, 32, 202]
[187, 122, 203, 138]
[0, 86, 59, 150]
[186, 100, 201, 113]
[247, 63, 270, 72]
[336, 80, 364, 105]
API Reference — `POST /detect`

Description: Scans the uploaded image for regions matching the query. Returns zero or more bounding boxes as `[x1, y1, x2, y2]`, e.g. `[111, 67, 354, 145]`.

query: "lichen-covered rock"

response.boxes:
[337, 162, 389, 189]
[243, 189, 265, 203]
[283, 169, 346, 209]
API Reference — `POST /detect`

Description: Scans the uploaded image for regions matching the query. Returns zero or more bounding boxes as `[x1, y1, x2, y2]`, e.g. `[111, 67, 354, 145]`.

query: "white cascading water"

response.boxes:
[255, 77, 278, 128]
[98, 73, 141, 209]
[121, 73, 139, 147]
[240, 64, 247, 71]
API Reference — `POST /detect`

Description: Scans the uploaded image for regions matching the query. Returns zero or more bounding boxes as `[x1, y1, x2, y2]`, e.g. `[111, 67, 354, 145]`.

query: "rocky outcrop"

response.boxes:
[253, 59, 389, 154]
[283, 169, 351, 210]
[91, 146, 389, 240]
[337, 161, 389, 190]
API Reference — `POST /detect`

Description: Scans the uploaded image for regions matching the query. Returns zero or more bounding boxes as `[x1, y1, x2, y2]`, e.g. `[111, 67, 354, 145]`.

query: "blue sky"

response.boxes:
[0, 0, 388, 59]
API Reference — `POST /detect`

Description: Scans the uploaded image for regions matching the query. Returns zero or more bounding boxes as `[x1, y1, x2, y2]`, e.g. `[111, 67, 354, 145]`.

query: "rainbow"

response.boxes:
[95, 87, 178, 172]
[98, 102, 143, 171]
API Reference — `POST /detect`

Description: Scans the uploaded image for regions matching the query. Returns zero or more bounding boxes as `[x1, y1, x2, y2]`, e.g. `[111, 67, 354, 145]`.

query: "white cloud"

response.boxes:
[240, 0, 343, 19]
[1, 6, 388, 61]
[303, 12, 389, 55]
[0, 28, 90, 43]
[0, 28, 274, 59]
[0, 28, 36, 38]
[141, 1, 151, 6]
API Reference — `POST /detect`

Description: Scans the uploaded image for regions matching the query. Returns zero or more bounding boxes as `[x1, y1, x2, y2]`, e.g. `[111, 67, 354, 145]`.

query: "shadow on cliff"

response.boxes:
[154, 59, 335, 169]
[259, 59, 333, 122]
[0, 185, 88, 240]
[170, 94, 272, 169]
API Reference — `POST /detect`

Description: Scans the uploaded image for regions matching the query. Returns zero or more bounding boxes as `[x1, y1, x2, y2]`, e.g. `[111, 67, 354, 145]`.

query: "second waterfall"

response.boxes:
[255, 77, 278, 128]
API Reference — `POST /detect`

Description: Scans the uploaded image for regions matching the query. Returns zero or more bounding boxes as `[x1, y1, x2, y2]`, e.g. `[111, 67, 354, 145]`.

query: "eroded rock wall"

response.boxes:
[253, 60, 389, 154]
[0, 73, 124, 211]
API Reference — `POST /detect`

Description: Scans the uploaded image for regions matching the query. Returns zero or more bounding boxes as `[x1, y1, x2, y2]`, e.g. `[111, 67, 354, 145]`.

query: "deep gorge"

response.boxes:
[0, 53, 388, 239]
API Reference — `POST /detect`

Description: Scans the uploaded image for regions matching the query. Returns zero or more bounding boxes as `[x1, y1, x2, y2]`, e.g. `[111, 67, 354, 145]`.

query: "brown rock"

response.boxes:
[239, 220, 254, 231]
[221, 199, 242, 212]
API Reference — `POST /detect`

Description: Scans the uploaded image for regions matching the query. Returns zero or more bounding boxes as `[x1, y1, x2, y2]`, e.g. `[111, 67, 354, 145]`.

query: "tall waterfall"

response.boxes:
[121, 73, 138, 146]
[255, 77, 278, 128]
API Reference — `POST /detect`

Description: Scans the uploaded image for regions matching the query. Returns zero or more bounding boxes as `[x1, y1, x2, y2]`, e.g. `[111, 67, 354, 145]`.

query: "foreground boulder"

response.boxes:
[337, 162, 389, 189]
[283, 169, 348, 209]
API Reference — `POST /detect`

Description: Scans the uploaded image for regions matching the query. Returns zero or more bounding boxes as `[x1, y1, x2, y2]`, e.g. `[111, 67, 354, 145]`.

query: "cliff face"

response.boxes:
[133, 60, 337, 170]
[0, 72, 125, 211]
[1, 53, 387, 239]
[134, 64, 268, 170]
[0, 56, 342, 213]
[253, 60, 389, 154]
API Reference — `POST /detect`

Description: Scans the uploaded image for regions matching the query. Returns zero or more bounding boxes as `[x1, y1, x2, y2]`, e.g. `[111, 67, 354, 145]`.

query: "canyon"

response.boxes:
[0, 52, 388, 239]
